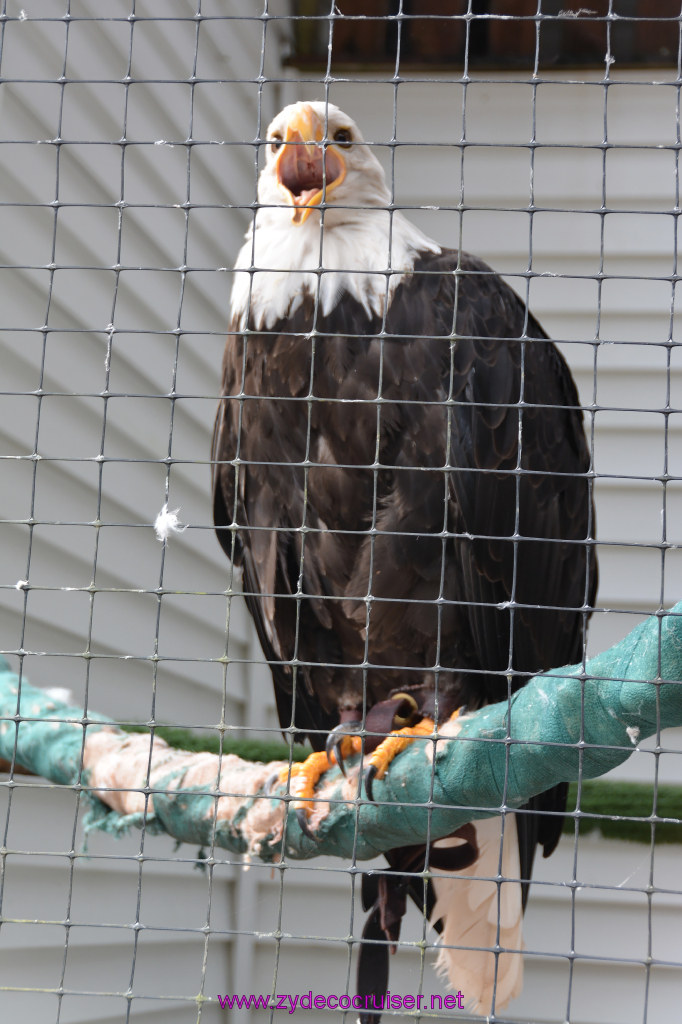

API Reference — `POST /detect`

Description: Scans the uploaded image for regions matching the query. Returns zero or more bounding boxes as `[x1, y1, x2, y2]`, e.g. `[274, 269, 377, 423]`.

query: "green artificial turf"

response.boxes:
[122, 724, 312, 764]
[563, 780, 682, 844]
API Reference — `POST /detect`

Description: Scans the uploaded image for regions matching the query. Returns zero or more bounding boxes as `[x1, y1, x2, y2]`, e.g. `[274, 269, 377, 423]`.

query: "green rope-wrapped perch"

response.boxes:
[1, 603, 681, 863]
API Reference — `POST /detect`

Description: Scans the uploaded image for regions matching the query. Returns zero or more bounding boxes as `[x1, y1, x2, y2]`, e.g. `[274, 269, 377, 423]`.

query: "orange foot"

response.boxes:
[277, 734, 362, 837]
[364, 707, 463, 801]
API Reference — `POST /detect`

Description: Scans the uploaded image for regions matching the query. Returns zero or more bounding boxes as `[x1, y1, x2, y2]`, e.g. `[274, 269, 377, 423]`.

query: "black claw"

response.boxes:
[296, 807, 317, 841]
[326, 721, 363, 777]
[263, 769, 283, 796]
[364, 764, 378, 802]
[325, 731, 347, 777]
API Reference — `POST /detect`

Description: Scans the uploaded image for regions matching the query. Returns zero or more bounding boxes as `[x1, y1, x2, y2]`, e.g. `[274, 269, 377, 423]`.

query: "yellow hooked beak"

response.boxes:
[274, 104, 347, 225]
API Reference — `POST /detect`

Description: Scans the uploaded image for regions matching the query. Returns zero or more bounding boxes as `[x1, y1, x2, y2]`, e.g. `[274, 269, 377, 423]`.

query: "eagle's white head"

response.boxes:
[256, 101, 391, 228]
[231, 101, 440, 329]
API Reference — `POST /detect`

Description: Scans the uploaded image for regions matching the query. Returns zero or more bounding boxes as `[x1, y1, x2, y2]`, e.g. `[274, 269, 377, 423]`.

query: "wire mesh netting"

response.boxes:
[1, 2, 682, 1023]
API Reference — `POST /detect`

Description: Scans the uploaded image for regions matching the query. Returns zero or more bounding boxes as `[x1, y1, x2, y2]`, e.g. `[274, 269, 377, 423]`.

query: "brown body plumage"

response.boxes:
[214, 249, 596, 733]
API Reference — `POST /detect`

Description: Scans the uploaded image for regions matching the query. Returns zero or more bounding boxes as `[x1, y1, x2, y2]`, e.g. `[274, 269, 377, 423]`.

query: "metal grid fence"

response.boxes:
[1, 3, 682, 1023]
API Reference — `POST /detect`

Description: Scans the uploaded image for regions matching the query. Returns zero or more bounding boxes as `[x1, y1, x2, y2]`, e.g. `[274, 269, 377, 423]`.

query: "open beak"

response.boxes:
[274, 104, 347, 225]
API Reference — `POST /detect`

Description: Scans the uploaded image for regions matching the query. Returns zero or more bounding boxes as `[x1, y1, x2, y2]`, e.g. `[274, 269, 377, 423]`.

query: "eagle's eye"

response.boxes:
[270, 133, 284, 153]
[333, 127, 353, 147]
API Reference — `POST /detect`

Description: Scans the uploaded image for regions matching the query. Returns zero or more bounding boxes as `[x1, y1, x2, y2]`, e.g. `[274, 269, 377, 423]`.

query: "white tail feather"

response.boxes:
[429, 816, 524, 1015]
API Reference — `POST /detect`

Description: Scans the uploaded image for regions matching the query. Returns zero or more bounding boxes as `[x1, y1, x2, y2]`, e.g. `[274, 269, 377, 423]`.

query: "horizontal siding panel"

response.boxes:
[594, 480, 681, 546]
[0, 7, 271, 1021]
[0, 620, 250, 729]
[0, 783, 233, 1024]
[539, 310, 669, 343]
[64, 18, 135, 83]
[394, 147, 678, 216]
[195, 21, 268, 93]
[62, 1008, 216, 1024]
[1, 19, 69, 82]
[592, 415, 673, 476]
[591, 544, 676, 606]
[0, 82, 64, 143]
[567, 338, 676, 376]
[514, 839, 682, 1022]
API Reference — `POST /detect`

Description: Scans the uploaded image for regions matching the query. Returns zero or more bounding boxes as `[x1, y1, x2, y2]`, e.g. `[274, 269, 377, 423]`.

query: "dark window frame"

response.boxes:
[288, 2, 682, 73]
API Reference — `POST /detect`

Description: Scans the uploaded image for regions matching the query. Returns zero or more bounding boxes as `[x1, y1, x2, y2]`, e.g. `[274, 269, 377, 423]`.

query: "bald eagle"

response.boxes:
[213, 101, 597, 1017]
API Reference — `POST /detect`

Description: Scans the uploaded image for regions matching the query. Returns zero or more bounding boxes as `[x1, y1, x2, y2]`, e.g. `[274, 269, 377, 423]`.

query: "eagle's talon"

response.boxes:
[362, 714, 445, 802]
[326, 721, 363, 777]
[263, 768, 285, 796]
[364, 763, 378, 802]
[325, 726, 348, 777]
[295, 806, 318, 840]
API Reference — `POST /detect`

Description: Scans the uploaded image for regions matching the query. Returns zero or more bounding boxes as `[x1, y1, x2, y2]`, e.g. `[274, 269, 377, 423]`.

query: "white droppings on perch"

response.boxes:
[81, 729, 290, 854]
[44, 687, 75, 706]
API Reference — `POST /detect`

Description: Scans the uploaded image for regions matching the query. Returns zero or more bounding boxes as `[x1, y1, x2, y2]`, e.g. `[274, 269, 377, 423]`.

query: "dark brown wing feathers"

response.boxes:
[213, 249, 597, 864]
